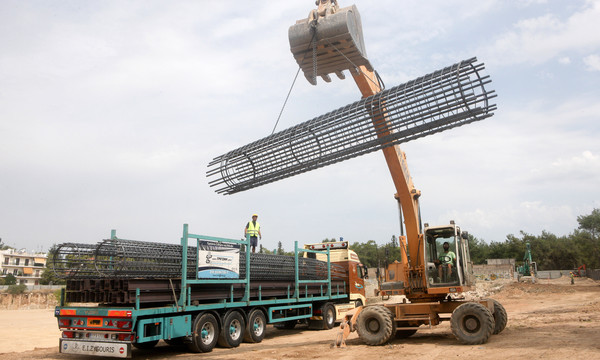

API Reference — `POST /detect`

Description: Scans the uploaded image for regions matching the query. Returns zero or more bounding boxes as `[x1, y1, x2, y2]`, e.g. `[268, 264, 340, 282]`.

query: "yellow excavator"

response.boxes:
[288, 0, 507, 346]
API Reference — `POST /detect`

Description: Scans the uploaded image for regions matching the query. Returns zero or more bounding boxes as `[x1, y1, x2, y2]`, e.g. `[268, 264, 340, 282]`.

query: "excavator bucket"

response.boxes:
[289, 4, 373, 85]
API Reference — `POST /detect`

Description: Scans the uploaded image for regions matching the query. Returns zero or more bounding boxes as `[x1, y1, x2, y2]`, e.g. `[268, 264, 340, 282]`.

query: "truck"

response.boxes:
[53, 224, 367, 358]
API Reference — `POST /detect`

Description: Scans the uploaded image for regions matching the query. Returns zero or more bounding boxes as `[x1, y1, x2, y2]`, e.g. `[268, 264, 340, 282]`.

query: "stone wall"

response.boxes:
[0, 292, 59, 310]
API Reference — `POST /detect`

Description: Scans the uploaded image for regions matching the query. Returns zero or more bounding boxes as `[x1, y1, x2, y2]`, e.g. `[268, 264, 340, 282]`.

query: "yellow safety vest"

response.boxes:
[247, 221, 260, 237]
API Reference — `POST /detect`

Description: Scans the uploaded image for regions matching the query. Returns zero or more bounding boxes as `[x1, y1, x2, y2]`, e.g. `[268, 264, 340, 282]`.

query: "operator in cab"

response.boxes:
[435, 241, 456, 281]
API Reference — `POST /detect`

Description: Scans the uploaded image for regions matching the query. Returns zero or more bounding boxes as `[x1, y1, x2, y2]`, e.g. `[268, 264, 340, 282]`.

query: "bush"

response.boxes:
[7, 284, 28, 294]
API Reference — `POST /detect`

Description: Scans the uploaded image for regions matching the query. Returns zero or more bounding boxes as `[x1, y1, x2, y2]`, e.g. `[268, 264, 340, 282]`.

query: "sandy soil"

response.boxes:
[1, 276, 599, 360]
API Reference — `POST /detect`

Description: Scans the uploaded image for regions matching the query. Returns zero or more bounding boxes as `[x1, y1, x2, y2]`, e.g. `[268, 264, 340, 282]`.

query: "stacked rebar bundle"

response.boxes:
[51, 238, 345, 281]
[207, 57, 496, 195]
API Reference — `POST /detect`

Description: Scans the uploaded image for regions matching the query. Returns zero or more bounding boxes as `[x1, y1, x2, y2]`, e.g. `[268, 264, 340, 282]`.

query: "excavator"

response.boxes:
[288, 1, 507, 346]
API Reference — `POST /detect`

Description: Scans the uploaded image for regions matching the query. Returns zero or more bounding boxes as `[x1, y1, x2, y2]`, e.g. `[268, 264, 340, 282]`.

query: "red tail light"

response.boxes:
[62, 331, 74, 338]
[59, 319, 71, 327]
[116, 321, 132, 329]
[118, 334, 134, 341]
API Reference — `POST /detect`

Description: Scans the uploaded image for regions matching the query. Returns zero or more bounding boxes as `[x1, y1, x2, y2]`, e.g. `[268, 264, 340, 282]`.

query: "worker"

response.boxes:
[244, 214, 262, 253]
[570, 272, 575, 285]
[435, 242, 456, 282]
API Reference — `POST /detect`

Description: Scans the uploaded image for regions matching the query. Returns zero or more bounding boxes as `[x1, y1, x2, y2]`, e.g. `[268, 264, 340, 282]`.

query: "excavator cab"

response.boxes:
[288, 0, 373, 85]
[424, 222, 475, 289]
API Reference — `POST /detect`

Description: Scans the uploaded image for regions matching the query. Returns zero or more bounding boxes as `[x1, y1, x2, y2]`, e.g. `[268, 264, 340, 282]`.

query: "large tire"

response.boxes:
[489, 299, 507, 334]
[243, 309, 266, 343]
[356, 306, 394, 345]
[308, 302, 336, 330]
[451, 302, 494, 345]
[132, 340, 158, 349]
[322, 303, 336, 330]
[188, 313, 219, 353]
[218, 311, 245, 348]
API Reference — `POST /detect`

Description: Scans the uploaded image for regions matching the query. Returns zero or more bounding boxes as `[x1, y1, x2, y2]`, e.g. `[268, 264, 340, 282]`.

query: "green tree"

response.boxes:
[577, 208, 600, 239]
[40, 267, 65, 285]
[3, 273, 17, 285]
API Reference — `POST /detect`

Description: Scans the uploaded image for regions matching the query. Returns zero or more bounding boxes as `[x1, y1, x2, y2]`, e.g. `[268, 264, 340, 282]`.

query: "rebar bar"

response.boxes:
[207, 57, 496, 195]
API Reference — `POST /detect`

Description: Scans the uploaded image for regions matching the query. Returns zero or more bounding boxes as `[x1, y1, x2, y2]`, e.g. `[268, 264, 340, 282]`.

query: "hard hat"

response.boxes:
[252, 213, 258, 217]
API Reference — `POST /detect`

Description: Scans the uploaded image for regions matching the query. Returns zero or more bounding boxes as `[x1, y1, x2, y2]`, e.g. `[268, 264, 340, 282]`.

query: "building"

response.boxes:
[0, 249, 47, 285]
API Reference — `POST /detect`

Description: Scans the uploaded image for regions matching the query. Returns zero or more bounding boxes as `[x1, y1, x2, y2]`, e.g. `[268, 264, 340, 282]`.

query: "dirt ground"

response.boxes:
[1, 275, 599, 360]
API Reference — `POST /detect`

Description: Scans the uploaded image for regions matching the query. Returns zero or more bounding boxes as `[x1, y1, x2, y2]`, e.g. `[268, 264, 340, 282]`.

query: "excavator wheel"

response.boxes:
[450, 302, 494, 345]
[489, 299, 508, 334]
[356, 306, 394, 346]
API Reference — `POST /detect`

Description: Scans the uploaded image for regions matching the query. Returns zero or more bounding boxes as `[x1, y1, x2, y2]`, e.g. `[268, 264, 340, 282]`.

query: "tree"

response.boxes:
[577, 208, 600, 240]
[3, 273, 17, 285]
[40, 267, 65, 285]
[277, 241, 284, 255]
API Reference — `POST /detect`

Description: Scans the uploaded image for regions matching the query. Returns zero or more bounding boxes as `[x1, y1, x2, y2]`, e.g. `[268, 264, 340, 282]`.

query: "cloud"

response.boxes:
[482, 0, 600, 65]
[558, 56, 571, 64]
[583, 54, 600, 70]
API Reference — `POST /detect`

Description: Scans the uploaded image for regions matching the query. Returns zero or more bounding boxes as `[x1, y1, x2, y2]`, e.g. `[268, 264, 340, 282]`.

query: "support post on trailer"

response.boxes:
[296, 241, 332, 300]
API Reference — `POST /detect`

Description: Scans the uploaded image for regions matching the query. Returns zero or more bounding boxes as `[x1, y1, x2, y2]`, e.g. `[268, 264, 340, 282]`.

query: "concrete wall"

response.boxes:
[473, 264, 514, 280]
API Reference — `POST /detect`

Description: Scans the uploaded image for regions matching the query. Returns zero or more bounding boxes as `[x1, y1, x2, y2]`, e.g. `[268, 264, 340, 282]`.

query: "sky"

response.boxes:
[1, 0, 599, 253]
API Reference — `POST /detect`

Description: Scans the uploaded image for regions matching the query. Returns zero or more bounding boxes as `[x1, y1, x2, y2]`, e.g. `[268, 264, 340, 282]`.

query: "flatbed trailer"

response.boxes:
[54, 224, 365, 358]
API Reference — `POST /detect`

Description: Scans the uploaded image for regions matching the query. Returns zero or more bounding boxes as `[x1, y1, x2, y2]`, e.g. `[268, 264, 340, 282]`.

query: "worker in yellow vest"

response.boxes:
[244, 214, 262, 253]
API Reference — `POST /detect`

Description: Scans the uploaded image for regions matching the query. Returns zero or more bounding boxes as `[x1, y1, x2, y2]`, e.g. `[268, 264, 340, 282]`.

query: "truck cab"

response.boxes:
[424, 222, 475, 289]
[303, 241, 368, 307]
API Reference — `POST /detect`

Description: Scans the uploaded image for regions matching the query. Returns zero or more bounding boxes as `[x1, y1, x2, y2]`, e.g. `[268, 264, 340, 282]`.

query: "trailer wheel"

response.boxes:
[356, 306, 394, 345]
[489, 299, 507, 334]
[451, 302, 494, 345]
[132, 340, 158, 349]
[243, 309, 266, 343]
[218, 311, 245, 348]
[188, 313, 219, 353]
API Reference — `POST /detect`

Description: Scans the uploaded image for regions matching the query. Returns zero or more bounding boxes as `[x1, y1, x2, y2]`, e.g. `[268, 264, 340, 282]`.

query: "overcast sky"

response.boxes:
[1, 0, 599, 253]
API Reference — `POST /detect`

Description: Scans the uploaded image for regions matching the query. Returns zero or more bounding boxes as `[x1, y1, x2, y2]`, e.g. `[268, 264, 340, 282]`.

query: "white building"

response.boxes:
[0, 249, 47, 285]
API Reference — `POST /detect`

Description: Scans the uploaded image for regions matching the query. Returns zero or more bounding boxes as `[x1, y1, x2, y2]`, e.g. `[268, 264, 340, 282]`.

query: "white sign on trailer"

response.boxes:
[60, 339, 129, 358]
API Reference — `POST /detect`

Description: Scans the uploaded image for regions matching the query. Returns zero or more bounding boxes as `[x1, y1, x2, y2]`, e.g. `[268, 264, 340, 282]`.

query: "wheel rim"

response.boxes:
[367, 318, 381, 333]
[326, 308, 334, 324]
[229, 319, 242, 340]
[253, 317, 264, 336]
[201, 322, 215, 345]
[463, 315, 481, 333]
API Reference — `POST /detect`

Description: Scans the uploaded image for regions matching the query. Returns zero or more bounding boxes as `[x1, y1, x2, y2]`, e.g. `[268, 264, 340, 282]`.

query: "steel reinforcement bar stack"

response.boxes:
[51, 239, 345, 281]
[51, 238, 347, 305]
[207, 57, 496, 195]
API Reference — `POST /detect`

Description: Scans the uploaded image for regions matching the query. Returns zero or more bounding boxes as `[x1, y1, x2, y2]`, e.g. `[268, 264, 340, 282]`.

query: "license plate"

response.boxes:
[89, 332, 107, 340]
[60, 339, 130, 358]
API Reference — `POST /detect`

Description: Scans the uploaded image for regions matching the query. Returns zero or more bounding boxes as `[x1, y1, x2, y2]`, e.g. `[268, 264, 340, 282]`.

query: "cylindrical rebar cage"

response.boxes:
[207, 57, 496, 195]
